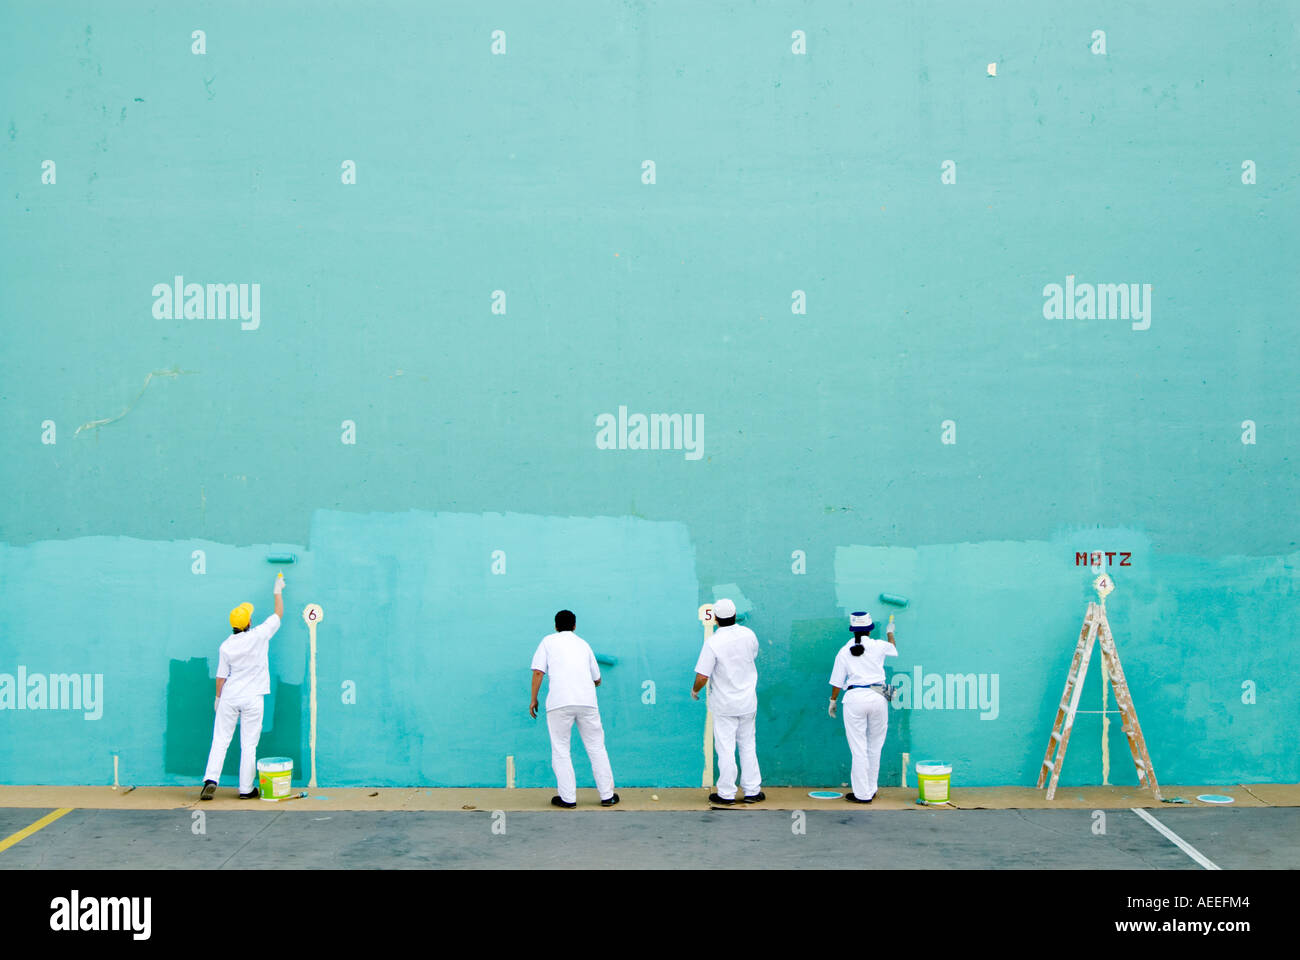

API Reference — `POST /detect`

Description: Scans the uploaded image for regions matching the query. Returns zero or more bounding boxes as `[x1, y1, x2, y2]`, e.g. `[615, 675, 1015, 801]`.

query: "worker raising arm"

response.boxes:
[828, 611, 898, 804]
[200, 573, 285, 801]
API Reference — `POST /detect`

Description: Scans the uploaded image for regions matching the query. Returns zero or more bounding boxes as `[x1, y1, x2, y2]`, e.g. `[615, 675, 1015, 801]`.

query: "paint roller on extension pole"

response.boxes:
[878, 593, 909, 781]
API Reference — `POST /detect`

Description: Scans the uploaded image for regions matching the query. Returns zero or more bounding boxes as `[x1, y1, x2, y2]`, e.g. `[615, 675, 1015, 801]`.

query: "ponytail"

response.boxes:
[850, 632, 866, 656]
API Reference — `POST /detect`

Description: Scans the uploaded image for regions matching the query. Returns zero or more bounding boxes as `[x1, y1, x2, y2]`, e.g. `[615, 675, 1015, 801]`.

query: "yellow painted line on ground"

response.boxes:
[0, 807, 74, 854]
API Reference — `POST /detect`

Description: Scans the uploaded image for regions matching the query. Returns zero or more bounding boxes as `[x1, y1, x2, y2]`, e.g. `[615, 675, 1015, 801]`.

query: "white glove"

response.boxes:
[274, 575, 285, 595]
[828, 699, 837, 718]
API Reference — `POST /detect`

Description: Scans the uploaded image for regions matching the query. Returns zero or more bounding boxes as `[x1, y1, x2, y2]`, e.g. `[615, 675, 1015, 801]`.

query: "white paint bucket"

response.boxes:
[257, 757, 294, 800]
[915, 761, 952, 804]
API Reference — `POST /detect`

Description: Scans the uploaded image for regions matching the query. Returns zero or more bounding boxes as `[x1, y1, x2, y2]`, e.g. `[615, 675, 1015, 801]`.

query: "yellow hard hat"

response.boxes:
[229, 602, 254, 630]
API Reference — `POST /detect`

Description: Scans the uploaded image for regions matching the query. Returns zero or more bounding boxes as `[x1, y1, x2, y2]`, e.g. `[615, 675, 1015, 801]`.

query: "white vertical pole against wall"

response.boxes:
[1098, 572, 1111, 786]
[1101, 651, 1111, 785]
[698, 604, 715, 789]
[302, 604, 324, 789]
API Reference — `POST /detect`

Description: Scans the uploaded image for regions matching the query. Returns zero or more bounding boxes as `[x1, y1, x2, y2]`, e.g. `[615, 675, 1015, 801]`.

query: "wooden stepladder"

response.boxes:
[1037, 574, 1161, 801]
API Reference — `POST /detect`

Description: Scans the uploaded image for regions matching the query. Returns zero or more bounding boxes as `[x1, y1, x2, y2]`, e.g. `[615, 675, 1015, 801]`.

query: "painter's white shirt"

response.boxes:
[217, 614, 280, 702]
[531, 632, 600, 711]
[830, 637, 898, 689]
[695, 624, 759, 717]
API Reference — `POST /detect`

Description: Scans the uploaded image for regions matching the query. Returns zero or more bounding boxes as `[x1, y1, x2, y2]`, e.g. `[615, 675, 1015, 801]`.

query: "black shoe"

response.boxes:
[200, 781, 217, 801]
[551, 795, 577, 809]
[844, 792, 872, 804]
[742, 791, 766, 803]
[709, 793, 736, 805]
[238, 788, 260, 800]
[600, 793, 620, 806]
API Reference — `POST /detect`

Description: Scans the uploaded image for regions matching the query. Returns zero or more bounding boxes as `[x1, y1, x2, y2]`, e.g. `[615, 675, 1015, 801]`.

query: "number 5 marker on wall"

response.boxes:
[698, 604, 715, 789]
[302, 604, 324, 789]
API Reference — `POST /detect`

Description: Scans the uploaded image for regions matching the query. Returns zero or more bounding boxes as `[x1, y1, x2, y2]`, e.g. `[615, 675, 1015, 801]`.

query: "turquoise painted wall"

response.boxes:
[1, 2, 1297, 788]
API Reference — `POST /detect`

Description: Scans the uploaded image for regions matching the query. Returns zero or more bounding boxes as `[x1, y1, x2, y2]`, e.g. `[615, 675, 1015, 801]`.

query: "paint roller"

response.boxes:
[268, 554, 294, 595]
[878, 594, 910, 774]
[594, 653, 619, 666]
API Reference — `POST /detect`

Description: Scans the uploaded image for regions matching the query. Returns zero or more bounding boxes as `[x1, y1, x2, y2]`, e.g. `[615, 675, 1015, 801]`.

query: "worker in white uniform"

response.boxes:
[828, 610, 897, 803]
[200, 573, 284, 800]
[529, 609, 620, 808]
[691, 598, 764, 805]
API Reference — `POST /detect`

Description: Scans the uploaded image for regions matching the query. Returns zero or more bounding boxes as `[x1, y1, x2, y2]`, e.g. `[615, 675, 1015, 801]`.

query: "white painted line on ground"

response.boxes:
[1132, 808, 1220, 870]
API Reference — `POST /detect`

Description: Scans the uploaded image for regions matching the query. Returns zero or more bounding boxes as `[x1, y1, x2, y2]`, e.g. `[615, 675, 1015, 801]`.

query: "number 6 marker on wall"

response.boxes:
[302, 604, 324, 789]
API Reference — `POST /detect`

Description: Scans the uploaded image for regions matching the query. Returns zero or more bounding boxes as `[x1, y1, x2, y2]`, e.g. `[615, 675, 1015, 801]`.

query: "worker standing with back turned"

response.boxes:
[200, 573, 285, 800]
[529, 609, 620, 809]
[828, 610, 898, 803]
[692, 598, 764, 805]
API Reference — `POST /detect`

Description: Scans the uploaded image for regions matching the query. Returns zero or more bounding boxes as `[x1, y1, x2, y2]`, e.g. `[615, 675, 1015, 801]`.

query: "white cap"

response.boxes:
[714, 598, 736, 619]
[850, 611, 873, 631]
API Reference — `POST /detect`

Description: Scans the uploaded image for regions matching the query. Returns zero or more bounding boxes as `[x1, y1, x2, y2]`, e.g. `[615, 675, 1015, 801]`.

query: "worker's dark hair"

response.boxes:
[232, 624, 249, 634]
[850, 627, 872, 656]
[715, 614, 736, 626]
[555, 610, 576, 632]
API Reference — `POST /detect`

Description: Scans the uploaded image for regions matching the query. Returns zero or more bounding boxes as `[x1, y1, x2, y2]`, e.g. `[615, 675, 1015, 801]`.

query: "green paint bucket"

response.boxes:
[915, 761, 952, 804]
[257, 757, 294, 801]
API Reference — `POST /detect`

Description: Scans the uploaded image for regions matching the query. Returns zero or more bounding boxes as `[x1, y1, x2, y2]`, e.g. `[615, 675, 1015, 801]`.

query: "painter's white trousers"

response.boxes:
[204, 695, 264, 794]
[546, 705, 615, 803]
[843, 688, 888, 800]
[713, 712, 761, 801]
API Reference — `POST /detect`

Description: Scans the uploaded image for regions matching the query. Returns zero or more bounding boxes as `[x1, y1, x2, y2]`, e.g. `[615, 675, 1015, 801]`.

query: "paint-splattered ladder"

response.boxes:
[1036, 585, 1161, 801]
[1095, 607, 1161, 801]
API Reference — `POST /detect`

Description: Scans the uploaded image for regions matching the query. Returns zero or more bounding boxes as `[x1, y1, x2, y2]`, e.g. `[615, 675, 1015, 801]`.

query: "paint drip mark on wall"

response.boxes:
[75, 367, 198, 436]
